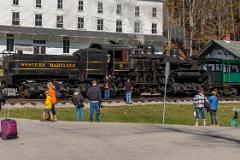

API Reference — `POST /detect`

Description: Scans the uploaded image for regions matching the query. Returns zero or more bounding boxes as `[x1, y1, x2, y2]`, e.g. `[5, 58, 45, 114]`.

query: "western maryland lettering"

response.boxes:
[19, 62, 76, 69]
[49, 63, 76, 68]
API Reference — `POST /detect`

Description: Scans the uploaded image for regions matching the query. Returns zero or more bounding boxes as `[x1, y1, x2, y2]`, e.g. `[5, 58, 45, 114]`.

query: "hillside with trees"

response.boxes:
[164, 0, 240, 57]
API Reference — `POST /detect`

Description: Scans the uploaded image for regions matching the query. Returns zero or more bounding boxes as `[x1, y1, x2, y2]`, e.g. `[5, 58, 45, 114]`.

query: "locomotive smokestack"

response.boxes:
[170, 48, 179, 60]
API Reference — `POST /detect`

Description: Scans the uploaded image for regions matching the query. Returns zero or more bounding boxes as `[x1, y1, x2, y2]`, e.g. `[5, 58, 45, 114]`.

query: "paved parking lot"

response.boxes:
[1, 119, 240, 160]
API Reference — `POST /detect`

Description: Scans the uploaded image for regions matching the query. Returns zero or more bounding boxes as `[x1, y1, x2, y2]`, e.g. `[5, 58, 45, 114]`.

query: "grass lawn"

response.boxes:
[0, 103, 239, 127]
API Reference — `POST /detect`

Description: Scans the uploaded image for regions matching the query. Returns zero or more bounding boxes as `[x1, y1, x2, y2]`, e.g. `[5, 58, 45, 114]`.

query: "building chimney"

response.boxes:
[224, 34, 231, 43]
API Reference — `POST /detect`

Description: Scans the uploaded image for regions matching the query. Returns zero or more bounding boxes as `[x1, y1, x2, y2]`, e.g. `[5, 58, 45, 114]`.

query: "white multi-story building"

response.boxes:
[0, 0, 166, 55]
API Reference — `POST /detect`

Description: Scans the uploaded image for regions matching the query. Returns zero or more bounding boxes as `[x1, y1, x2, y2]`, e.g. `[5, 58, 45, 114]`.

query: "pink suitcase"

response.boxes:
[1, 102, 18, 140]
[1, 119, 18, 140]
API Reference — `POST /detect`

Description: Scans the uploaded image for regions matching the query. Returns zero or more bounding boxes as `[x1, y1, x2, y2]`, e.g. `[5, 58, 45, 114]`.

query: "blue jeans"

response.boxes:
[76, 105, 84, 121]
[89, 102, 100, 122]
[195, 107, 205, 119]
[125, 92, 132, 104]
[210, 110, 218, 125]
[104, 89, 110, 99]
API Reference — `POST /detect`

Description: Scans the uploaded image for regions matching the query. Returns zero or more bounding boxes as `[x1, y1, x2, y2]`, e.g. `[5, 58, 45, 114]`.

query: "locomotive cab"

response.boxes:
[108, 48, 129, 72]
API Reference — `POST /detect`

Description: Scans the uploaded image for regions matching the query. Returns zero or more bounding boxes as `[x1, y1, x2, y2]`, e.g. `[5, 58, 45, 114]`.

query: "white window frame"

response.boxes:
[97, 18, 103, 30]
[33, 40, 46, 54]
[78, 0, 83, 11]
[152, 8, 157, 18]
[97, 2, 103, 13]
[56, 15, 63, 28]
[63, 37, 70, 53]
[13, 0, 19, 5]
[152, 23, 157, 34]
[36, 0, 42, 8]
[117, 4, 121, 15]
[35, 14, 42, 26]
[57, 0, 63, 9]
[12, 12, 20, 25]
[116, 20, 122, 32]
[77, 17, 84, 29]
[135, 6, 140, 17]
[134, 21, 140, 33]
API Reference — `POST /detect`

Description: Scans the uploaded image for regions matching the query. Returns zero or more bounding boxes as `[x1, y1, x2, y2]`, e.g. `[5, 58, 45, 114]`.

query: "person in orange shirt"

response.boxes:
[47, 82, 58, 121]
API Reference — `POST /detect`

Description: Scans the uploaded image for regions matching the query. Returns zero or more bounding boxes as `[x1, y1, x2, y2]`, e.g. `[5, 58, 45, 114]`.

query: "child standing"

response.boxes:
[208, 90, 219, 126]
[42, 91, 53, 121]
[72, 88, 85, 121]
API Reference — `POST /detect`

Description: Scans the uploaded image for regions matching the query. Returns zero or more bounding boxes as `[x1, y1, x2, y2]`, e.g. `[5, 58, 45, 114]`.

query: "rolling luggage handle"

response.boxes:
[3, 101, 10, 119]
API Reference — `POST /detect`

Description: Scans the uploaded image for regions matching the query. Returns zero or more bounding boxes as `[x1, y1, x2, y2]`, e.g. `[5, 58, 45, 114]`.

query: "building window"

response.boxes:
[152, 23, 157, 34]
[116, 20, 122, 32]
[134, 22, 140, 33]
[78, 0, 83, 11]
[13, 0, 18, 5]
[63, 37, 70, 53]
[33, 40, 46, 54]
[117, 4, 121, 15]
[36, 0, 41, 8]
[57, 0, 63, 9]
[6, 34, 14, 52]
[12, 12, 20, 25]
[56, 15, 63, 28]
[77, 17, 84, 29]
[98, 2, 103, 13]
[35, 14, 42, 26]
[152, 8, 157, 17]
[97, 18, 103, 30]
[135, 6, 140, 16]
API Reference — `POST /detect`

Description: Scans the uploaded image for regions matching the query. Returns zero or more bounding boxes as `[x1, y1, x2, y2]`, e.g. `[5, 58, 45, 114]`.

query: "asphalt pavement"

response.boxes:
[0, 119, 240, 160]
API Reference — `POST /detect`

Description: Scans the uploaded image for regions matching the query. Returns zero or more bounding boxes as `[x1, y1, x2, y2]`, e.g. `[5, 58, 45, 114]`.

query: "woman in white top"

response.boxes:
[193, 87, 206, 126]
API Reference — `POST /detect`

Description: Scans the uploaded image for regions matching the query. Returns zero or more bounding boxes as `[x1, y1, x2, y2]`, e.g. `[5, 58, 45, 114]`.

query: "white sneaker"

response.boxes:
[194, 123, 198, 127]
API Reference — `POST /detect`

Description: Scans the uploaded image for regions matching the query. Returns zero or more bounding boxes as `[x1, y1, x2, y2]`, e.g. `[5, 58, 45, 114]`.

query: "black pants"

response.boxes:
[51, 104, 56, 115]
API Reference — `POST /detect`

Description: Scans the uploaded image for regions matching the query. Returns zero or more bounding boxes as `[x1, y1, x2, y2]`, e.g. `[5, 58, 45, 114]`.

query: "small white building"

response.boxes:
[0, 0, 166, 55]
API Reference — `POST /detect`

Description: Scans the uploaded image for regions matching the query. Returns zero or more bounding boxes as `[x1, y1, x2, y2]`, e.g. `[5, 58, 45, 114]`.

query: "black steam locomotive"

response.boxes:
[0, 43, 207, 98]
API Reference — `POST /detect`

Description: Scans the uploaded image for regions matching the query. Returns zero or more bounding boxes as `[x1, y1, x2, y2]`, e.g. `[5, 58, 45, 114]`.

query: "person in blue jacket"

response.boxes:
[208, 90, 219, 126]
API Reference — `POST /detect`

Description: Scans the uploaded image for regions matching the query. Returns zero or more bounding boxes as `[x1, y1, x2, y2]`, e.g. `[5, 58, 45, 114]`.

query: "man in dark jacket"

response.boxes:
[124, 79, 133, 104]
[87, 80, 102, 122]
[72, 88, 84, 121]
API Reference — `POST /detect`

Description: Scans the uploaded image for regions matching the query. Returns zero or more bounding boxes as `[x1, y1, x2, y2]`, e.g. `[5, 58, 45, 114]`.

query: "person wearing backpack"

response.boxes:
[193, 87, 206, 126]
[72, 88, 85, 121]
[208, 90, 219, 126]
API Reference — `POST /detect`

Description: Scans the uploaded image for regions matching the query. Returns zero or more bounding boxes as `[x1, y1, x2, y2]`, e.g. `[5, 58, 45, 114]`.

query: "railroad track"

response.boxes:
[4, 96, 240, 108]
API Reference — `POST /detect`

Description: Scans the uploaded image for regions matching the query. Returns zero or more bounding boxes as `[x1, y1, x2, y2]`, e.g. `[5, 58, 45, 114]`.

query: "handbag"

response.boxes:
[204, 100, 210, 112]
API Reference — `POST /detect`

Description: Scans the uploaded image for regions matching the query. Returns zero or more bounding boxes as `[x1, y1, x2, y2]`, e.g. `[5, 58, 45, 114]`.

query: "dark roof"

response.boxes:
[196, 40, 240, 59]
[213, 40, 240, 57]
[0, 25, 166, 43]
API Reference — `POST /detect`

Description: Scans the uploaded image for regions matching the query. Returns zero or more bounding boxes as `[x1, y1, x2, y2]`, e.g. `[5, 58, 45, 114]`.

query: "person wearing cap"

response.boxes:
[208, 90, 219, 126]
[87, 80, 102, 122]
[71, 88, 85, 121]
